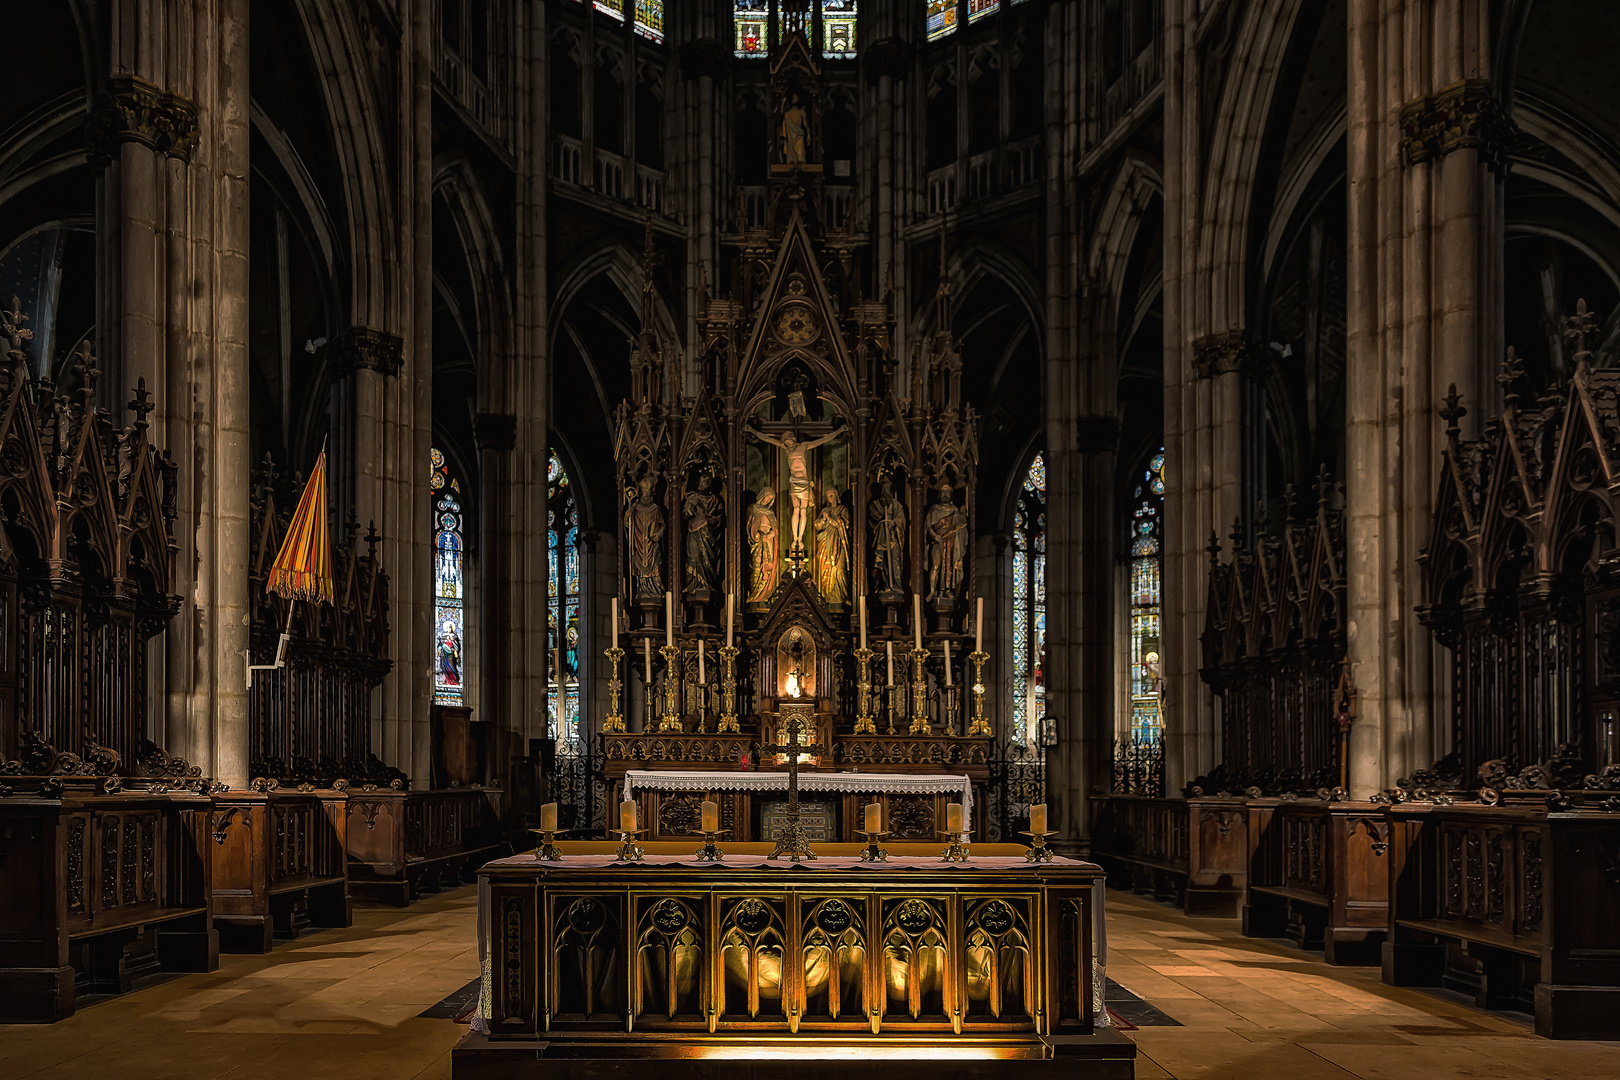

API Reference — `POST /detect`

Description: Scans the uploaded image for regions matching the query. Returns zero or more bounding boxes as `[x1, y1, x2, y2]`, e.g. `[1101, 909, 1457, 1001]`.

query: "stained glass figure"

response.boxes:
[968, 0, 999, 23]
[595, 0, 626, 22]
[735, 0, 768, 56]
[1011, 452, 1046, 744]
[634, 0, 664, 42]
[1129, 450, 1165, 740]
[432, 448, 465, 706]
[822, 0, 856, 58]
[926, 0, 958, 40]
[549, 451, 583, 744]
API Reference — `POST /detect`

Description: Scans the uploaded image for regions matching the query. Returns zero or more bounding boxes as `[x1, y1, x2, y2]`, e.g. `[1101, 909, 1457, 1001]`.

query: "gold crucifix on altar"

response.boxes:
[762, 713, 826, 861]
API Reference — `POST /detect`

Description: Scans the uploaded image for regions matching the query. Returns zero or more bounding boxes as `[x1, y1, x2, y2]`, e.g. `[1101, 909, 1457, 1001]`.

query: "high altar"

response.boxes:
[597, 17, 998, 849]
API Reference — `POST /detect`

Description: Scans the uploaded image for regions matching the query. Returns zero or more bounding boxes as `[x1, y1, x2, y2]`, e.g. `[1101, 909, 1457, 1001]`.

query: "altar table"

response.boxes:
[453, 844, 1135, 1078]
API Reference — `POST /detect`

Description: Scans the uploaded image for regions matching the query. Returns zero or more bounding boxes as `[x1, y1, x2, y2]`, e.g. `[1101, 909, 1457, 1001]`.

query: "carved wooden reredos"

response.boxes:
[0, 325, 179, 771]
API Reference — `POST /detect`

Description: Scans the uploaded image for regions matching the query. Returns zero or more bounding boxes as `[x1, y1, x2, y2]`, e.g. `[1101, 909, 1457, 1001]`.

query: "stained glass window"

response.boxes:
[1011, 452, 1046, 744]
[1129, 450, 1165, 740]
[432, 448, 466, 706]
[548, 451, 583, 744]
[968, 0, 999, 23]
[634, 0, 664, 41]
[594, 0, 625, 22]
[735, 0, 768, 56]
[926, 0, 958, 40]
[822, 0, 856, 58]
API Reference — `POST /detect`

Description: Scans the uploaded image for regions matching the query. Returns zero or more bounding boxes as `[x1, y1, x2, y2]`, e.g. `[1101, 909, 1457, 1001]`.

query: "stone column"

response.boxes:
[1345, 0, 1502, 796]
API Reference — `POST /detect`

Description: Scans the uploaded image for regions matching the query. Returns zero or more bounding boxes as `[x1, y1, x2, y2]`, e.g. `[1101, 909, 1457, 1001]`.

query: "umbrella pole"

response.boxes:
[274, 599, 295, 667]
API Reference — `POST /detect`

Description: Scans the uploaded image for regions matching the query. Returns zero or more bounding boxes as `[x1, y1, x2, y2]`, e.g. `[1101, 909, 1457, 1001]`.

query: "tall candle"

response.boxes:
[540, 802, 558, 833]
[975, 597, 984, 653]
[665, 591, 675, 648]
[611, 597, 619, 649]
[1029, 803, 1047, 836]
[943, 639, 952, 686]
[726, 593, 734, 648]
[886, 640, 895, 685]
[859, 596, 868, 651]
[698, 638, 707, 684]
[643, 637, 653, 683]
[946, 802, 963, 834]
[864, 801, 882, 834]
[620, 799, 638, 833]
[701, 800, 719, 833]
[913, 594, 923, 650]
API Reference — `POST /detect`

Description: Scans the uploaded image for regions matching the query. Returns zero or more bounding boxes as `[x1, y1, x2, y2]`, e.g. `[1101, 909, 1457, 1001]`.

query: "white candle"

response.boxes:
[665, 591, 674, 648]
[1029, 803, 1047, 835]
[540, 802, 558, 833]
[726, 593, 734, 648]
[975, 597, 984, 654]
[947, 802, 963, 834]
[701, 800, 719, 833]
[611, 597, 619, 649]
[913, 594, 923, 650]
[886, 640, 895, 685]
[644, 637, 653, 683]
[865, 802, 882, 834]
[943, 639, 952, 686]
[620, 799, 638, 833]
[859, 596, 868, 651]
[698, 638, 707, 684]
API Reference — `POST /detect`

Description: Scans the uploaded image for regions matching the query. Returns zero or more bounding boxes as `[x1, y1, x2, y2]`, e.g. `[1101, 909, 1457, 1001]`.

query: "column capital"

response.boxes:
[1399, 80, 1513, 172]
[475, 412, 518, 451]
[1191, 331, 1268, 381]
[327, 326, 404, 379]
[86, 76, 200, 165]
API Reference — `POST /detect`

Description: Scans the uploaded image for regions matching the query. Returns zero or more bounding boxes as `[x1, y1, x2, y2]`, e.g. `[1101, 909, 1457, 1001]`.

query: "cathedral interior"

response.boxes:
[2, 0, 1620, 1076]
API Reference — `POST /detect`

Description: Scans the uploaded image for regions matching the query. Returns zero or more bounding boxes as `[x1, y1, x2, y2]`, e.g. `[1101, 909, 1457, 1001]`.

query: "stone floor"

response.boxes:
[4, 886, 1616, 1079]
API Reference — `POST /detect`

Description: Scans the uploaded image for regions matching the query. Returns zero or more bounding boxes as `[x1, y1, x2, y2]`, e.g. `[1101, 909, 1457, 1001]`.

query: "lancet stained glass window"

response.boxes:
[968, 0, 1000, 23]
[926, 0, 959, 40]
[822, 0, 856, 58]
[595, 0, 625, 22]
[735, 0, 768, 56]
[634, 0, 664, 42]
[432, 448, 465, 706]
[548, 451, 582, 744]
[1011, 452, 1046, 744]
[1130, 450, 1165, 740]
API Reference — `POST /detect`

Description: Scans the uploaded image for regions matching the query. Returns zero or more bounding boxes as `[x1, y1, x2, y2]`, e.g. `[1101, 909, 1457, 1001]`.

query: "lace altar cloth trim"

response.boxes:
[621, 769, 973, 826]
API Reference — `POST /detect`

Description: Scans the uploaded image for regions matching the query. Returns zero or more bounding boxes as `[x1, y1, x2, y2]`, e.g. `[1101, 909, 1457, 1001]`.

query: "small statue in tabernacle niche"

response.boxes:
[626, 473, 666, 603]
[746, 488, 781, 604]
[813, 487, 850, 606]
[782, 89, 809, 165]
[683, 473, 723, 597]
[925, 482, 968, 602]
[869, 478, 907, 595]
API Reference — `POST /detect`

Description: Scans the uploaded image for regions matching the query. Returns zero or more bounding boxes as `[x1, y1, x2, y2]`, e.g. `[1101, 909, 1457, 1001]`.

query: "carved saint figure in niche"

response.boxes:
[782, 91, 809, 165]
[749, 423, 845, 556]
[682, 474, 723, 596]
[746, 488, 781, 603]
[869, 478, 907, 595]
[627, 473, 666, 603]
[926, 483, 968, 602]
[812, 487, 850, 606]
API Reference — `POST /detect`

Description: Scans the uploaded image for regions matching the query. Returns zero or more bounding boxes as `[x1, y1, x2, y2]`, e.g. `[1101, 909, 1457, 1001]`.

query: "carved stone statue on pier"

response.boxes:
[627, 473, 666, 603]
[812, 487, 849, 606]
[746, 488, 781, 604]
[925, 483, 967, 602]
[682, 474, 722, 596]
[869, 478, 907, 596]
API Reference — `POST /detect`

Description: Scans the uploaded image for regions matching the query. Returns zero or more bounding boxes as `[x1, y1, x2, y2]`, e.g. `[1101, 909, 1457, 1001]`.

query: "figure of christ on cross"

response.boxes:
[748, 422, 846, 557]
[762, 713, 828, 861]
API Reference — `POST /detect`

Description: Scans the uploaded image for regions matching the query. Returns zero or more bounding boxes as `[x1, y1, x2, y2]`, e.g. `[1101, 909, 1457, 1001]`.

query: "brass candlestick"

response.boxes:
[886, 682, 898, 735]
[858, 828, 890, 863]
[909, 647, 932, 735]
[853, 646, 877, 734]
[533, 829, 564, 861]
[603, 646, 626, 732]
[717, 644, 741, 733]
[658, 643, 684, 732]
[613, 829, 646, 862]
[943, 682, 960, 737]
[966, 650, 992, 736]
[694, 828, 728, 862]
[693, 679, 710, 734]
[938, 829, 971, 862]
[1020, 829, 1057, 862]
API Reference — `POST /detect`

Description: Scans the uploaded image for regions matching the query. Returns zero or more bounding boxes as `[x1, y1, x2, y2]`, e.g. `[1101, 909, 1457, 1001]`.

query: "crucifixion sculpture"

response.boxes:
[763, 712, 827, 862]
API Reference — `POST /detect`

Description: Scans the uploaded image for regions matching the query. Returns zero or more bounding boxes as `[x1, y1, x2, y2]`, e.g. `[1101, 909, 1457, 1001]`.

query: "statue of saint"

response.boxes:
[626, 474, 666, 603]
[682, 474, 723, 596]
[812, 487, 850, 606]
[749, 422, 846, 556]
[746, 489, 781, 604]
[869, 478, 907, 595]
[782, 92, 809, 165]
[925, 483, 968, 602]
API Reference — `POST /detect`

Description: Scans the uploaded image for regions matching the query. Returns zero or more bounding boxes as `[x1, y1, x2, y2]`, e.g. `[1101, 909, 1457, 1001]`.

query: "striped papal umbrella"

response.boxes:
[267, 447, 334, 606]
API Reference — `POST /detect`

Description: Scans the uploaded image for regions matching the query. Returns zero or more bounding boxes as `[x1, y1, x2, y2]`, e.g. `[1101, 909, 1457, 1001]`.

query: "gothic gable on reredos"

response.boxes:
[758, 573, 835, 647]
[736, 213, 857, 412]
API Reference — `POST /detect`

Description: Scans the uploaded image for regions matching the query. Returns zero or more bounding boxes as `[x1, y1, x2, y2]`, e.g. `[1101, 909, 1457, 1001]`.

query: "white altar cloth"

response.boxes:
[620, 769, 976, 827]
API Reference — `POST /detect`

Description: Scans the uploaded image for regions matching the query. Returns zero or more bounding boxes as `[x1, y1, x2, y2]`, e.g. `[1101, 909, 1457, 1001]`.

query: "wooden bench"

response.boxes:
[1243, 798, 1387, 963]
[210, 787, 350, 951]
[346, 787, 505, 905]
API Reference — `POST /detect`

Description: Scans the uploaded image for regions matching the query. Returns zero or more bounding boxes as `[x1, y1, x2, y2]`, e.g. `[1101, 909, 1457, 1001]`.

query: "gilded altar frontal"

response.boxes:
[5, 2, 1620, 1079]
